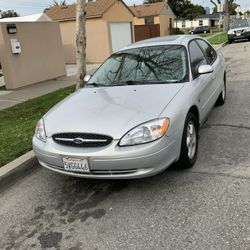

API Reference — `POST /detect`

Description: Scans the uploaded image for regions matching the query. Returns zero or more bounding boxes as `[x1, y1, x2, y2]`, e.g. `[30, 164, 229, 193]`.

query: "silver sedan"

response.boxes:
[33, 35, 226, 179]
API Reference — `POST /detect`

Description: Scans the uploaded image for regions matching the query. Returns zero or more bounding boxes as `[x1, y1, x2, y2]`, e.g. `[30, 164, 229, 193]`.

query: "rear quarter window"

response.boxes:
[196, 39, 217, 65]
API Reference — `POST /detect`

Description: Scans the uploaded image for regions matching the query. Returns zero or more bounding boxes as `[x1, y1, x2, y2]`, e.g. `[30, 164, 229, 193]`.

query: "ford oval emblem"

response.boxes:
[73, 137, 85, 144]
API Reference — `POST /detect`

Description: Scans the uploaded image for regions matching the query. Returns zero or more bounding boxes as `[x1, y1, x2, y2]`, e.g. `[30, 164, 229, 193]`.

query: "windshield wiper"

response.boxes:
[116, 80, 181, 85]
[114, 80, 155, 86]
[87, 83, 107, 87]
[117, 80, 141, 85]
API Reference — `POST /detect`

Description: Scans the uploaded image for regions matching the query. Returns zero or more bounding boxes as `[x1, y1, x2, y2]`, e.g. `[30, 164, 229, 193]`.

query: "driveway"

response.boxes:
[0, 42, 250, 250]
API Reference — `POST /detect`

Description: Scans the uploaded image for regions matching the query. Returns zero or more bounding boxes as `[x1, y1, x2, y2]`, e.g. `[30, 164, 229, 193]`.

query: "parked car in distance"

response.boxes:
[33, 35, 226, 179]
[190, 26, 210, 34]
[228, 19, 250, 43]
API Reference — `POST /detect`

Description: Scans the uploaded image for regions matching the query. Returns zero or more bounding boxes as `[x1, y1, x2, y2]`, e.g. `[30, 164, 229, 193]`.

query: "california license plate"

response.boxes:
[63, 157, 90, 173]
[236, 32, 241, 36]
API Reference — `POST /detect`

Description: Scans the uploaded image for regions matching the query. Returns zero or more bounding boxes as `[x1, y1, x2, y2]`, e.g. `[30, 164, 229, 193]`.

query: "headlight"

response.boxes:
[228, 30, 234, 35]
[35, 118, 46, 142]
[119, 118, 170, 146]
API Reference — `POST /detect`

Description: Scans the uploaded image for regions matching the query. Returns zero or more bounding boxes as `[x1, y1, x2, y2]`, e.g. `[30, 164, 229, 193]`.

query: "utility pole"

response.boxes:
[224, 0, 229, 32]
[76, 0, 87, 89]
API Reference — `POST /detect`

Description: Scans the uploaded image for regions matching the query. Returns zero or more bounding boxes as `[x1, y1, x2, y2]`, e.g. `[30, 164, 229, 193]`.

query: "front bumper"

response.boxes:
[228, 31, 250, 41]
[33, 134, 179, 179]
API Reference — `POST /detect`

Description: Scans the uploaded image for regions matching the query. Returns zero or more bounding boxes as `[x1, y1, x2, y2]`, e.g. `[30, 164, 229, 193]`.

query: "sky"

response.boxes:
[0, 0, 249, 16]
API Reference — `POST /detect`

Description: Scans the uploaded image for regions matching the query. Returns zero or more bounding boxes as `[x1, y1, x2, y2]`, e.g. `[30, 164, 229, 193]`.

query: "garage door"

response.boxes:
[110, 23, 132, 52]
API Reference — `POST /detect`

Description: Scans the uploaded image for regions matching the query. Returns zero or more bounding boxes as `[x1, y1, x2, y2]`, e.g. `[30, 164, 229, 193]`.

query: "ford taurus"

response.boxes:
[33, 35, 226, 179]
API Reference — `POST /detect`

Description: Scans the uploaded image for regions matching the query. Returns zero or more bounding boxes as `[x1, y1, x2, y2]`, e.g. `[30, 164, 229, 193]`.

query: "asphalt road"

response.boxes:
[0, 41, 250, 250]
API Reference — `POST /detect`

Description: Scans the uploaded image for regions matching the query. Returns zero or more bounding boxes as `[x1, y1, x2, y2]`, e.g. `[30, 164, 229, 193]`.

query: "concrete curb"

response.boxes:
[0, 151, 38, 190]
[215, 41, 228, 50]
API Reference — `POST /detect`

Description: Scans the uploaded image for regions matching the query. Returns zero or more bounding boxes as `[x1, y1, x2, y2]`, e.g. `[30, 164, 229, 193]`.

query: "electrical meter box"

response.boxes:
[10, 39, 21, 54]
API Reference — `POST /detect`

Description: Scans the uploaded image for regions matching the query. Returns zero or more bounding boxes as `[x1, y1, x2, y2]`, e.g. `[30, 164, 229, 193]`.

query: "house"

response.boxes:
[46, 0, 134, 64]
[129, 2, 175, 41]
[0, 14, 66, 89]
[174, 13, 224, 30]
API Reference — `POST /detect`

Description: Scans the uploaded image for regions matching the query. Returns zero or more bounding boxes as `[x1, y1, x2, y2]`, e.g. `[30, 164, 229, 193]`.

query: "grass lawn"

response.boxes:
[0, 85, 75, 167]
[207, 32, 228, 45]
[198, 33, 214, 38]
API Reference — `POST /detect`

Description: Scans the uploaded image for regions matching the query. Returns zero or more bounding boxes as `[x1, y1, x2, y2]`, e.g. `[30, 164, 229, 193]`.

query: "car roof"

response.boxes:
[119, 35, 200, 51]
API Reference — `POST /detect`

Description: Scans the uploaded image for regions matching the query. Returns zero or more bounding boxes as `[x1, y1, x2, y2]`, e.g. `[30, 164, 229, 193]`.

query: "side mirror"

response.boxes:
[198, 65, 213, 75]
[84, 75, 91, 82]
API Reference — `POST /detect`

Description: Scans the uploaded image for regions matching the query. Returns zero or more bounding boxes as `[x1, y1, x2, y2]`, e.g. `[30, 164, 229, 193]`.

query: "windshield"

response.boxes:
[88, 45, 189, 87]
[230, 20, 250, 29]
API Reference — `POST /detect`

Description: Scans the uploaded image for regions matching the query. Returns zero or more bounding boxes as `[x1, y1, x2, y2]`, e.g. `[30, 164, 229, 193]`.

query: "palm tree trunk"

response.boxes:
[76, 0, 86, 89]
[224, 0, 230, 32]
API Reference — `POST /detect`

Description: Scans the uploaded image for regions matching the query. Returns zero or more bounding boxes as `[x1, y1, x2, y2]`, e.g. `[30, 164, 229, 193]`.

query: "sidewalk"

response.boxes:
[0, 64, 100, 111]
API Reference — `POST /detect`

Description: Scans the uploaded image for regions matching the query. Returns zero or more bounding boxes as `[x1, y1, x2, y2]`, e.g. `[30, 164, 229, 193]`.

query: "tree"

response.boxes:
[76, 0, 87, 89]
[44, 0, 67, 12]
[0, 10, 19, 18]
[183, 4, 206, 20]
[228, 0, 239, 15]
[224, 0, 229, 32]
[51, 0, 67, 6]
[210, 0, 221, 9]
[167, 0, 205, 19]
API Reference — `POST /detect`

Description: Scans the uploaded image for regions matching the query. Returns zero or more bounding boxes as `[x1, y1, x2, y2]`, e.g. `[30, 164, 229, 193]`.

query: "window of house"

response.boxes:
[182, 21, 186, 28]
[199, 20, 203, 26]
[145, 16, 154, 25]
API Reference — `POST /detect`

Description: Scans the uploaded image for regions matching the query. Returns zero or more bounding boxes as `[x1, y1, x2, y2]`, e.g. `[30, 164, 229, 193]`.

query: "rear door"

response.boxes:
[110, 23, 132, 52]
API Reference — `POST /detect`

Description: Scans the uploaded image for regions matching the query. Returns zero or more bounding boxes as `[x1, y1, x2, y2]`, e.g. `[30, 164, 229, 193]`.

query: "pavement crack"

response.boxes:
[202, 123, 250, 131]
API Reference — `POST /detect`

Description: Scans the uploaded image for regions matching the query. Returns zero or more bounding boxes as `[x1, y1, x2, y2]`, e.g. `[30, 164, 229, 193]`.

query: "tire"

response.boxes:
[216, 78, 226, 106]
[228, 39, 233, 44]
[178, 112, 199, 168]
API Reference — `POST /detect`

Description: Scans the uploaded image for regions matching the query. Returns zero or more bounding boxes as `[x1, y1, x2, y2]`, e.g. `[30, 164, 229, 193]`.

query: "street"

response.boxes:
[0, 41, 250, 250]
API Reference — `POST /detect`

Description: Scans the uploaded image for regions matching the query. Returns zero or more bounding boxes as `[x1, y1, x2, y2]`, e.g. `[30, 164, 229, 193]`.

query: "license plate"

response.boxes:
[236, 33, 241, 36]
[63, 157, 90, 173]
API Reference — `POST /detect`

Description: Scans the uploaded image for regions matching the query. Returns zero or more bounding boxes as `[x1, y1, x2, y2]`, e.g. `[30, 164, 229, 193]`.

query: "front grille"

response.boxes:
[52, 133, 113, 147]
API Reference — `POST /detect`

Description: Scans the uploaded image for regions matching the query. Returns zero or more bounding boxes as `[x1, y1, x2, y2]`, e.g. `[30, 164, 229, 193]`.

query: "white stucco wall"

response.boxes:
[174, 19, 210, 29]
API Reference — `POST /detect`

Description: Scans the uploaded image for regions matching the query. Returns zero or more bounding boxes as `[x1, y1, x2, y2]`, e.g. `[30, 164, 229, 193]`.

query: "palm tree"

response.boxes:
[76, 0, 87, 89]
[51, 0, 67, 7]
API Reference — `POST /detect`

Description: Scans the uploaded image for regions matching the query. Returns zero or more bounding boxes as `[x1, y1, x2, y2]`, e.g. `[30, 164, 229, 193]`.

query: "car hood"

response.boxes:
[229, 27, 249, 33]
[44, 84, 184, 139]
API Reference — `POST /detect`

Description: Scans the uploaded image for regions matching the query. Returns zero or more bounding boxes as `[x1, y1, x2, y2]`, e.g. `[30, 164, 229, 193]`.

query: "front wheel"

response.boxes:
[178, 112, 199, 168]
[216, 80, 226, 106]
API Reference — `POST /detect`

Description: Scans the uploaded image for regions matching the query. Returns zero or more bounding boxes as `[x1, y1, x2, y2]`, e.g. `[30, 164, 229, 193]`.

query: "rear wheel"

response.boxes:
[178, 112, 199, 168]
